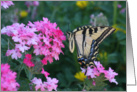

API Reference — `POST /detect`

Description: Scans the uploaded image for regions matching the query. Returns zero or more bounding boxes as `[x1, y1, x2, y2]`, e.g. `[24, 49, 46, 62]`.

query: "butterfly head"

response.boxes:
[66, 32, 72, 41]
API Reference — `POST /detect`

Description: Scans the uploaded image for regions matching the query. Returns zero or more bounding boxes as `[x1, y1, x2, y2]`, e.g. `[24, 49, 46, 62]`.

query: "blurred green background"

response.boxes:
[1, 1, 126, 91]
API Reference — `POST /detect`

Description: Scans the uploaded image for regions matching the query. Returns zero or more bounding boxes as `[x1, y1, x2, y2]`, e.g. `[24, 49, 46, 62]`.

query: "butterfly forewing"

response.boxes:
[69, 25, 115, 67]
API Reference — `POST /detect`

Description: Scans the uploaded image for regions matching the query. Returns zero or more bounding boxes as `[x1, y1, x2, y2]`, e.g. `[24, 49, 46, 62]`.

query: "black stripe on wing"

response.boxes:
[95, 27, 115, 44]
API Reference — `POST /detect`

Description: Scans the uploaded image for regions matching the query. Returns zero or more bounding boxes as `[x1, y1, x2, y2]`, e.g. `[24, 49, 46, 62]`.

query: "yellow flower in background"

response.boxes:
[74, 71, 86, 81]
[20, 10, 28, 18]
[113, 24, 126, 34]
[76, 1, 88, 9]
[97, 52, 107, 61]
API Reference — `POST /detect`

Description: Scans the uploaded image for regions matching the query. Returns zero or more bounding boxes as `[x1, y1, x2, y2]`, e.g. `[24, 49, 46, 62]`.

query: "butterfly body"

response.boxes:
[67, 25, 115, 68]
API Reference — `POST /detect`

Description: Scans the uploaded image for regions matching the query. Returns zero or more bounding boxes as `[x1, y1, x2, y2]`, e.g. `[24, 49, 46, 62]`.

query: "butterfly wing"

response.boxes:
[74, 26, 115, 63]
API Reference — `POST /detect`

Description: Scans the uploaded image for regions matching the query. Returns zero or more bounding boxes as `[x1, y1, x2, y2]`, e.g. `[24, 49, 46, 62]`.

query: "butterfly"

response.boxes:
[67, 25, 115, 68]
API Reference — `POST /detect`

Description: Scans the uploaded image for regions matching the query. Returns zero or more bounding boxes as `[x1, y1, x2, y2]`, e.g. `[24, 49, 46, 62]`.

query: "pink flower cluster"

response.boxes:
[28, 18, 66, 65]
[1, 17, 66, 65]
[25, 1, 39, 7]
[1, 1, 14, 9]
[23, 54, 35, 68]
[31, 68, 58, 91]
[1, 63, 20, 91]
[2, 23, 38, 60]
[81, 61, 118, 85]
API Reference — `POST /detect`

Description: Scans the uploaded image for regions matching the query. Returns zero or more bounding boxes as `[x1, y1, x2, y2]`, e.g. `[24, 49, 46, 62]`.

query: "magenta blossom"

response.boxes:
[1, 1, 14, 9]
[23, 54, 35, 68]
[92, 80, 96, 86]
[28, 17, 66, 64]
[1, 63, 20, 91]
[41, 68, 50, 77]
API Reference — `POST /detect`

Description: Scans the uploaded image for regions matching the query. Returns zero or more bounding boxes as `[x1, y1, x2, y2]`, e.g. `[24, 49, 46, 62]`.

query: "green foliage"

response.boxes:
[84, 74, 107, 91]
[1, 1, 126, 91]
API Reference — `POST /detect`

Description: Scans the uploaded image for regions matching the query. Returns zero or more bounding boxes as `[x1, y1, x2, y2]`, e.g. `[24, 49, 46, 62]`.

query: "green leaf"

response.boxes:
[108, 53, 118, 63]
[17, 77, 30, 91]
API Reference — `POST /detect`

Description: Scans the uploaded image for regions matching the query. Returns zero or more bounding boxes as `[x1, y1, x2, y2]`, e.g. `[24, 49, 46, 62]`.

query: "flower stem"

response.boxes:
[29, 70, 33, 80]
[113, 1, 118, 25]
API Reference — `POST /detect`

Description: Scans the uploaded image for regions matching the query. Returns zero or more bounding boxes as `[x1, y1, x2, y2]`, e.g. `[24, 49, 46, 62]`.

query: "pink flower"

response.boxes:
[33, 1, 39, 6]
[41, 68, 50, 77]
[29, 17, 66, 64]
[15, 43, 30, 53]
[44, 77, 59, 91]
[23, 54, 34, 68]
[31, 77, 46, 91]
[86, 67, 96, 78]
[23, 59, 35, 68]
[1, 18, 66, 64]
[1, 1, 14, 9]
[1, 63, 20, 91]
[31, 77, 59, 91]
[41, 56, 53, 65]
[41, 58, 48, 65]
[94, 61, 105, 73]
[80, 61, 118, 85]
[117, 4, 122, 8]
[92, 80, 96, 86]
[93, 67, 100, 76]
[104, 67, 118, 85]
[120, 8, 126, 13]
[25, 54, 32, 59]
[6, 49, 22, 60]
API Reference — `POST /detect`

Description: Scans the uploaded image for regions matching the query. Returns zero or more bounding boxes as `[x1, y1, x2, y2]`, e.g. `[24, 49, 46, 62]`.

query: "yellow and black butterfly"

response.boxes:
[67, 25, 115, 68]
